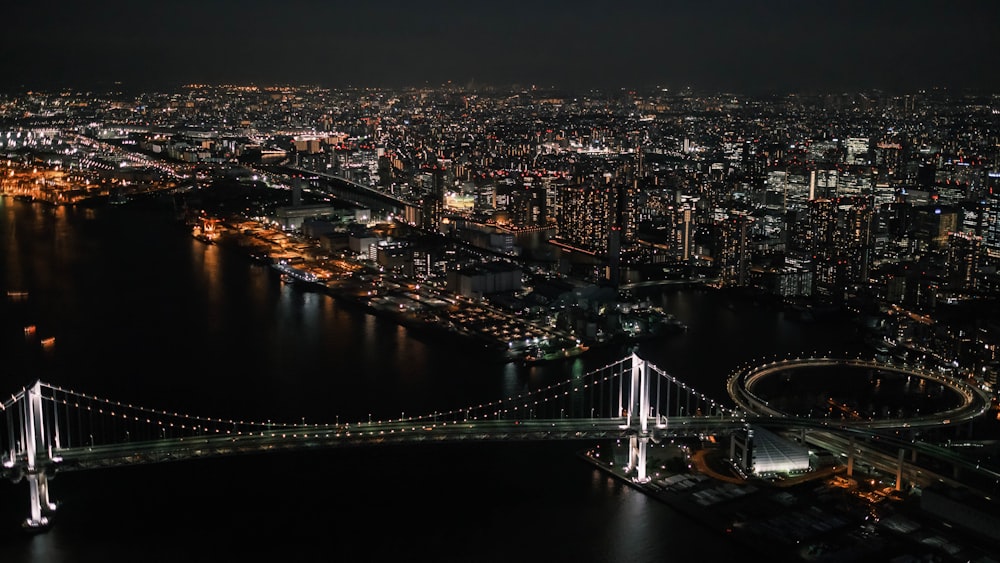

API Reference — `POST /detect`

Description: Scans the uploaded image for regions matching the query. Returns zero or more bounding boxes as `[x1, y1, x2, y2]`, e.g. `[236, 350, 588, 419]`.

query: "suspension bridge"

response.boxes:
[3, 353, 741, 530]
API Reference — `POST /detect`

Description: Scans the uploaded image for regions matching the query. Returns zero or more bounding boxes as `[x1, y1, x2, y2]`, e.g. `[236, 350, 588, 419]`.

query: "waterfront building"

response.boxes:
[446, 261, 522, 299]
[729, 426, 811, 476]
[507, 183, 548, 229]
[716, 211, 753, 288]
[555, 183, 617, 255]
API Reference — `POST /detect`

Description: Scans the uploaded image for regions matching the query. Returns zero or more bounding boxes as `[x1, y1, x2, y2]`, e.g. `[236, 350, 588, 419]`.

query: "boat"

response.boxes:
[272, 260, 327, 291]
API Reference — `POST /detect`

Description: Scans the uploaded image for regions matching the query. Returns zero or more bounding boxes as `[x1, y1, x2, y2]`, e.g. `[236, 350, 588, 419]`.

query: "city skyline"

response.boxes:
[4, 0, 1000, 94]
[4, 19, 1000, 555]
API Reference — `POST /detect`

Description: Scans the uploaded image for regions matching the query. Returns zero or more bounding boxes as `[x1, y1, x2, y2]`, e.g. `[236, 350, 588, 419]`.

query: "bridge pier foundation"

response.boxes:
[25, 469, 55, 529]
[626, 435, 649, 482]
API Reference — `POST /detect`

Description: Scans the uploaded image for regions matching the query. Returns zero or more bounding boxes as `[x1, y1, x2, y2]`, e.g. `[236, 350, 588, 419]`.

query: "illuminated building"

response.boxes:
[750, 255, 813, 297]
[946, 232, 984, 292]
[983, 187, 1000, 257]
[446, 261, 523, 299]
[717, 211, 753, 287]
[376, 241, 413, 275]
[813, 169, 838, 199]
[507, 184, 547, 229]
[874, 140, 903, 169]
[293, 137, 323, 154]
[729, 426, 810, 475]
[420, 166, 445, 230]
[555, 183, 617, 255]
[844, 137, 870, 165]
[803, 196, 874, 298]
[912, 205, 959, 253]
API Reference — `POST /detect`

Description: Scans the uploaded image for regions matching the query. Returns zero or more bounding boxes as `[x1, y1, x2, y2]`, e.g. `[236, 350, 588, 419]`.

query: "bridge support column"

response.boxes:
[23, 382, 55, 529]
[895, 448, 905, 492]
[626, 354, 651, 483]
[626, 435, 649, 482]
[26, 470, 54, 528]
[846, 436, 855, 477]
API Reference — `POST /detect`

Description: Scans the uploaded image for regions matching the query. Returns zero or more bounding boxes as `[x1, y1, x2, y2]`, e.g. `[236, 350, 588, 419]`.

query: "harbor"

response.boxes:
[189, 210, 677, 364]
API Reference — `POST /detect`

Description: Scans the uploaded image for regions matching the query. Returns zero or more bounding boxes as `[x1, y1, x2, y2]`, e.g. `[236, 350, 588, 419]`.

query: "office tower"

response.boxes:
[983, 189, 1000, 258]
[946, 232, 984, 292]
[845, 137, 871, 165]
[418, 166, 446, 231]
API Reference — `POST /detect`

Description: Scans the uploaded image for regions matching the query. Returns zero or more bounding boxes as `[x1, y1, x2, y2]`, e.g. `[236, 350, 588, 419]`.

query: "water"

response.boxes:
[0, 196, 866, 562]
[751, 364, 965, 419]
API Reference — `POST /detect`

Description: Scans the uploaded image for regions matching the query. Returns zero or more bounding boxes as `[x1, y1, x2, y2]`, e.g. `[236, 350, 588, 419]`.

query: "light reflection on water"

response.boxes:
[0, 198, 873, 562]
[750, 365, 964, 418]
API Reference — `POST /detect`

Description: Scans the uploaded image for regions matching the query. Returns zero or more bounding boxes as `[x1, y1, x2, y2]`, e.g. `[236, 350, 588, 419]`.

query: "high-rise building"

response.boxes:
[556, 183, 617, 255]
[508, 184, 548, 229]
[556, 182, 636, 257]
[845, 137, 870, 165]
[912, 205, 959, 253]
[419, 166, 445, 230]
[717, 211, 753, 287]
[983, 188, 1000, 258]
[803, 196, 874, 298]
[814, 169, 838, 199]
[946, 232, 984, 292]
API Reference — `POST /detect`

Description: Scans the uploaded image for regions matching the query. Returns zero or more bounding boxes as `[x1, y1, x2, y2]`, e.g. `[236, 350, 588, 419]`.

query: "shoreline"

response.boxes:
[199, 219, 649, 365]
[575, 446, 785, 560]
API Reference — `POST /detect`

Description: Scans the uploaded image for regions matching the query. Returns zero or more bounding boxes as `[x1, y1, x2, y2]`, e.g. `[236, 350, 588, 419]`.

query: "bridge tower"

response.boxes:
[623, 353, 652, 482]
[6, 382, 58, 529]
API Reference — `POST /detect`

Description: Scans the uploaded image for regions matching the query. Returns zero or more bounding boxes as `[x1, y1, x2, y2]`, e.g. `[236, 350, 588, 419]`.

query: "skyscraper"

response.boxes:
[946, 232, 984, 292]
[803, 196, 874, 298]
[717, 211, 753, 287]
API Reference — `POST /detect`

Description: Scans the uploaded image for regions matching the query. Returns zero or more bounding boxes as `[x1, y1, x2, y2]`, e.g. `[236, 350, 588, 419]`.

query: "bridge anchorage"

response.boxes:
[2, 353, 735, 530]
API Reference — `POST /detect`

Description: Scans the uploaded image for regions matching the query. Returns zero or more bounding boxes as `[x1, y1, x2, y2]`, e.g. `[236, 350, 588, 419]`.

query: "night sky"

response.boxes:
[4, 0, 1000, 94]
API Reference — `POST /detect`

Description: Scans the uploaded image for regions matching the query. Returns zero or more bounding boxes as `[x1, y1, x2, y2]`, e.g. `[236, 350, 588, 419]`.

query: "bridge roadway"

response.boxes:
[282, 165, 415, 214]
[20, 416, 745, 474]
[752, 416, 1000, 488]
[726, 358, 1000, 489]
[727, 357, 993, 430]
[26, 412, 999, 493]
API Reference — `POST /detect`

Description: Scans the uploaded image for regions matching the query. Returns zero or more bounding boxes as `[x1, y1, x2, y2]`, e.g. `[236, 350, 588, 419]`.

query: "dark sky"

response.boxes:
[4, 0, 1000, 94]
